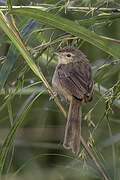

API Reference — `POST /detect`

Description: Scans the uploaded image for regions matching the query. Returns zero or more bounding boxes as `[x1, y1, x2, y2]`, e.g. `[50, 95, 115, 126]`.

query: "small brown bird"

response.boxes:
[52, 46, 94, 155]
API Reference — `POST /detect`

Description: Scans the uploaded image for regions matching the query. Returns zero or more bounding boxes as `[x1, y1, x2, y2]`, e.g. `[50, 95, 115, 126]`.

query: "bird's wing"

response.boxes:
[57, 61, 93, 101]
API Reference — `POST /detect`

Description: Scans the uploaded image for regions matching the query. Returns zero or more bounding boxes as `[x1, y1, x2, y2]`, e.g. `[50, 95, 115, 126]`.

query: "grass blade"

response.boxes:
[0, 88, 45, 174]
[0, 10, 66, 117]
[78, 13, 120, 25]
[0, 19, 38, 90]
[10, 8, 120, 58]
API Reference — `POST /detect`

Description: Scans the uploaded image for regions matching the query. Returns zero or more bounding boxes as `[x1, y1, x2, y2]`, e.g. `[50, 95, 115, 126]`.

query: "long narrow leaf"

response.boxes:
[0, 11, 40, 79]
[78, 13, 120, 25]
[0, 10, 66, 117]
[10, 8, 120, 58]
[0, 88, 45, 174]
[0, 19, 38, 90]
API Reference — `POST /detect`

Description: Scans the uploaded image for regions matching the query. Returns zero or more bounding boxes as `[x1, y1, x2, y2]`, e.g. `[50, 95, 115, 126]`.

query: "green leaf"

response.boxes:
[10, 8, 120, 58]
[0, 10, 46, 83]
[94, 63, 115, 83]
[7, 0, 12, 10]
[0, 11, 66, 117]
[78, 13, 120, 25]
[94, 60, 120, 83]
[0, 19, 38, 90]
[0, 88, 45, 174]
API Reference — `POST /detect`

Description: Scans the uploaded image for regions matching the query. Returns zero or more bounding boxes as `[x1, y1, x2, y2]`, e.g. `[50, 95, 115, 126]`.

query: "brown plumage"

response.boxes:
[52, 46, 94, 155]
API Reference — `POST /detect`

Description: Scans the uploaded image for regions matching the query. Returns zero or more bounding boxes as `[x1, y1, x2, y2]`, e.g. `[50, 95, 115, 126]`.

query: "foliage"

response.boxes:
[0, 0, 120, 179]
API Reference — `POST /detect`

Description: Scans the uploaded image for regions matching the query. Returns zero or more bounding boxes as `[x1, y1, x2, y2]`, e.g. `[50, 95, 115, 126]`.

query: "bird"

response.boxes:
[52, 46, 94, 155]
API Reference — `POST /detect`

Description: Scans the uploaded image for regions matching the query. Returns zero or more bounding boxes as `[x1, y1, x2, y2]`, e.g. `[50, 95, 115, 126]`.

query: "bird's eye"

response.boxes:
[66, 54, 71, 57]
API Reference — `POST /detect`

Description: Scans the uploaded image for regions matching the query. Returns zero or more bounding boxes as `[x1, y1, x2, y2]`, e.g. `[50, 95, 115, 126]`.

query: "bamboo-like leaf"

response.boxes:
[0, 10, 66, 117]
[0, 19, 38, 90]
[0, 88, 45, 174]
[0, 11, 39, 78]
[94, 62, 116, 83]
[78, 13, 120, 25]
[10, 8, 120, 58]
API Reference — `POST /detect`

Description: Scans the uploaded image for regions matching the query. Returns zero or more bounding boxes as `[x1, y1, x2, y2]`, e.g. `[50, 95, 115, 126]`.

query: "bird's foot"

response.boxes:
[49, 92, 57, 101]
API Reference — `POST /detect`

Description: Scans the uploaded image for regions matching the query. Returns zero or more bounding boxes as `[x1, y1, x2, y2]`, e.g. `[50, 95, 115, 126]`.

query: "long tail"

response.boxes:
[63, 97, 82, 155]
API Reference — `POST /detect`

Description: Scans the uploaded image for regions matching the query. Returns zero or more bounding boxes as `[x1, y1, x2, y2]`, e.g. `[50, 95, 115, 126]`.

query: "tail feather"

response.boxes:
[63, 97, 82, 155]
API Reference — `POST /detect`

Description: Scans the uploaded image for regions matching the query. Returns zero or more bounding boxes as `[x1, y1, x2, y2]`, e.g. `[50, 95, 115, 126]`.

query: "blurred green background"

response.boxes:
[0, 0, 120, 179]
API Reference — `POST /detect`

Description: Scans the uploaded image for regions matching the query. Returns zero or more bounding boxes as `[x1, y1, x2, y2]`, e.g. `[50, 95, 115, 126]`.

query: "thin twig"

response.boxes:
[32, 36, 78, 54]
[80, 136, 109, 180]
[0, 6, 120, 13]
[36, 64, 67, 117]
[0, 11, 67, 117]
[67, 7, 120, 13]
[0, 6, 47, 9]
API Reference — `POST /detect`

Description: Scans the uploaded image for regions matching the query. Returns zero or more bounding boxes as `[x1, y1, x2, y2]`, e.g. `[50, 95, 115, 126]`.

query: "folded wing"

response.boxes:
[57, 61, 93, 101]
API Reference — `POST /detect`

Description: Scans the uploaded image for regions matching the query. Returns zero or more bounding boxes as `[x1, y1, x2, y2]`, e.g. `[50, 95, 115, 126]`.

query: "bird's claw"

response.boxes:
[49, 92, 57, 101]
